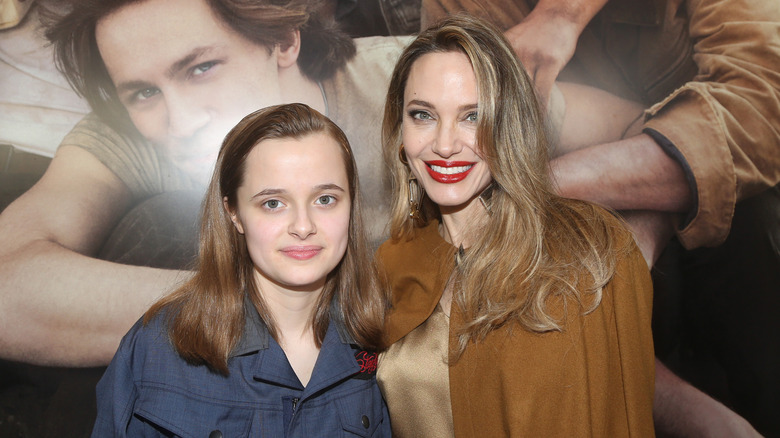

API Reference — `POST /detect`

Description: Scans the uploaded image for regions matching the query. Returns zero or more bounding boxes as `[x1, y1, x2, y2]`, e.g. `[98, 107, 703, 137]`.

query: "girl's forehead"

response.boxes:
[241, 133, 349, 188]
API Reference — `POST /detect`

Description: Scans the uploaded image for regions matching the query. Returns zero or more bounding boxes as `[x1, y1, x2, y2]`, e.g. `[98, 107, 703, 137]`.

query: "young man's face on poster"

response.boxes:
[96, 0, 292, 182]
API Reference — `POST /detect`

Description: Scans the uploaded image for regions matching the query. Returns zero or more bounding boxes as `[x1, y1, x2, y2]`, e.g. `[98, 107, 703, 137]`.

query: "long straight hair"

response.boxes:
[146, 103, 386, 374]
[382, 15, 629, 355]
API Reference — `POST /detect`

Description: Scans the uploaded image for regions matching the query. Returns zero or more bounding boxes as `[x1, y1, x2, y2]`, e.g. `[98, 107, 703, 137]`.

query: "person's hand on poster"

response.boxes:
[504, 0, 607, 104]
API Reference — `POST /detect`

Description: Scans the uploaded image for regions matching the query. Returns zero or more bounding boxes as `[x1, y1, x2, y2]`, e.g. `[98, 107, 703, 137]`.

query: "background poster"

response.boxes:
[1, 0, 778, 436]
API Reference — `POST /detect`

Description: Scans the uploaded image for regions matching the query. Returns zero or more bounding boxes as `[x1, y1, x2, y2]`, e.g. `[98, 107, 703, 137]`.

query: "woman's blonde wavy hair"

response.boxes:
[381, 14, 630, 356]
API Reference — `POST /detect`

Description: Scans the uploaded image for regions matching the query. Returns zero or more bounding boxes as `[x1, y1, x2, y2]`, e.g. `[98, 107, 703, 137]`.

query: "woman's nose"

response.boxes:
[431, 123, 464, 158]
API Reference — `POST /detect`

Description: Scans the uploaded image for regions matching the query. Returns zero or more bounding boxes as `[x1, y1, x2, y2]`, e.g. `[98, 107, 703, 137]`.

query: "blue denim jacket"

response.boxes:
[92, 302, 390, 437]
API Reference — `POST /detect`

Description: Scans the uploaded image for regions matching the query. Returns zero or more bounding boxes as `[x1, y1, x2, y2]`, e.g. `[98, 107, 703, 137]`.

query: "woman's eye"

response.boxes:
[315, 195, 336, 206]
[410, 110, 432, 121]
[263, 199, 283, 210]
[466, 112, 478, 122]
[192, 61, 217, 77]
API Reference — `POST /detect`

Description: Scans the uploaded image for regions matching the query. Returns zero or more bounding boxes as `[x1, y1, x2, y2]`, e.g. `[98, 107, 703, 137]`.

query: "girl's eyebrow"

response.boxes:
[315, 183, 346, 193]
[249, 184, 345, 201]
[250, 188, 284, 200]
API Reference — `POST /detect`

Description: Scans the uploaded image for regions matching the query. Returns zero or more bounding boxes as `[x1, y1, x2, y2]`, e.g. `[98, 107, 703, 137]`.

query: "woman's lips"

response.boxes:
[424, 160, 475, 183]
[281, 246, 322, 260]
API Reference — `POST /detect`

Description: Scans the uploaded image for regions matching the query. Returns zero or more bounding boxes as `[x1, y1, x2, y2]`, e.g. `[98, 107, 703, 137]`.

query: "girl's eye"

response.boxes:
[192, 61, 217, 77]
[315, 195, 336, 206]
[263, 199, 284, 210]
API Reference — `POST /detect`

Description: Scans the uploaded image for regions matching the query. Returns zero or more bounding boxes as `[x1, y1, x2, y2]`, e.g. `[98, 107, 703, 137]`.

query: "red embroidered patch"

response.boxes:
[354, 350, 378, 377]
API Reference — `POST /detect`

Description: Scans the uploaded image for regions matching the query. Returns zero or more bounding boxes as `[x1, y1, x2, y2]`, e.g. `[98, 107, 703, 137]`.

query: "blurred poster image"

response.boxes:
[1, 0, 779, 436]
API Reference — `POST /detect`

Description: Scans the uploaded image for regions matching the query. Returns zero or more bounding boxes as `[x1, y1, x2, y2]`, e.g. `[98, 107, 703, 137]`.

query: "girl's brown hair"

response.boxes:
[146, 103, 385, 374]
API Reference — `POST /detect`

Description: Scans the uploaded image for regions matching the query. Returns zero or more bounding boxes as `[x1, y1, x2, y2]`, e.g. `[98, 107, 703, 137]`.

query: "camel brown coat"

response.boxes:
[378, 218, 655, 437]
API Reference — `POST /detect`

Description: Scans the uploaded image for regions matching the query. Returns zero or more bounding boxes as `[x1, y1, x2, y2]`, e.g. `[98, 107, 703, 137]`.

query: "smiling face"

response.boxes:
[226, 132, 351, 294]
[401, 51, 493, 215]
[96, 0, 289, 183]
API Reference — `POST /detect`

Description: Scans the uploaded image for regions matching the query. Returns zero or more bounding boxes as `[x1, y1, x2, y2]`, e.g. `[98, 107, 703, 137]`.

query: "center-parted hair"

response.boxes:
[381, 15, 630, 356]
[146, 103, 385, 374]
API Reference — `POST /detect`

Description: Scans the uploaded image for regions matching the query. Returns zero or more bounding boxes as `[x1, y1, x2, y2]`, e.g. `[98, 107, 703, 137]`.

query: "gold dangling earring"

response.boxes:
[398, 144, 408, 165]
[400, 143, 423, 220]
[408, 175, 424, 221]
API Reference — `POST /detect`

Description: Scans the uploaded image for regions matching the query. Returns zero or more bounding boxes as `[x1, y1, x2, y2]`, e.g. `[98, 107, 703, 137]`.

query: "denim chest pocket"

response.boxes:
[130, 387, 256, 438]
[332, 381, 388, 437]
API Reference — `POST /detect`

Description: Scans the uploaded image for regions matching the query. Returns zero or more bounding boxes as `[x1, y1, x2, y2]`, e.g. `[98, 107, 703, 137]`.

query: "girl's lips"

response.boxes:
[424, 160, 475, 183]
[281, 246, 322, 260]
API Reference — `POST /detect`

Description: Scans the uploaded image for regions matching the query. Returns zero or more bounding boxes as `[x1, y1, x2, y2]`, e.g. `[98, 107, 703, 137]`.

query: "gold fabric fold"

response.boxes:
[378, 304, 454, 437]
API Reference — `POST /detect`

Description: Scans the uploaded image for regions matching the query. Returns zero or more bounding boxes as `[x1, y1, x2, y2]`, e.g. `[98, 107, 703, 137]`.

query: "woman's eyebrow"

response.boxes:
[405, 100, 477, 112]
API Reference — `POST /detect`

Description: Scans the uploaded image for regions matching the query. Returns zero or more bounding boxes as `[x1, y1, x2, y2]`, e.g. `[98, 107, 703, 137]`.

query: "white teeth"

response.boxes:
[430, 164, 472, 175]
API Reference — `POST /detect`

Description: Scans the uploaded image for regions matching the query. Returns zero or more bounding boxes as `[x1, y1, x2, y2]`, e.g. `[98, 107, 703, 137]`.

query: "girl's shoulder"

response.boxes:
[113, 309, 179, 370]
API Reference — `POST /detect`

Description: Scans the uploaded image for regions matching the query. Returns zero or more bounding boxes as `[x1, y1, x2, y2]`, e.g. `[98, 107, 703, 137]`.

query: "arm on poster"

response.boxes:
[552, 81, 646, 156]
[0, 146, 186, 367]
[504, 0, 608, 103]
[551, 82, 691, 215]
[616, 210, 674, 267]
[549, 127, 693, 262]
[654, 359, 763, 437]
[549, 82, 685, 267]
[549, 133, 693, 214]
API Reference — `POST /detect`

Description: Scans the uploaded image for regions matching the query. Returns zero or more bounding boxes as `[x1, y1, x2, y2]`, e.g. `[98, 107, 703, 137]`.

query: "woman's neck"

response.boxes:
[439, 198, 489, 248]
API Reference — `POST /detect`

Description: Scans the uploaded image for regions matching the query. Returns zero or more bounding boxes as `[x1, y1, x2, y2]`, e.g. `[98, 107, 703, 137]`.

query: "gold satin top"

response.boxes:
[378, 304, 454, 437]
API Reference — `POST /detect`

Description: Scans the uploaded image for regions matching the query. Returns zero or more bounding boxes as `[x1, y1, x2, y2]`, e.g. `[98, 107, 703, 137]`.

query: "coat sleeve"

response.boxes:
[91, 329, 141, 437]
[643, 0, 780, 249]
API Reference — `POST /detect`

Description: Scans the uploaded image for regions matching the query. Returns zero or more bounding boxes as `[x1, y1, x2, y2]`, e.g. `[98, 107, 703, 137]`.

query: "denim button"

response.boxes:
[209, 430, 223, 438]
[361, 415, 370, 428]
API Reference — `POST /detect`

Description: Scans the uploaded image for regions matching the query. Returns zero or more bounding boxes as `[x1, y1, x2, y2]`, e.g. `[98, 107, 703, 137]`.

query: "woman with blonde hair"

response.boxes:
[92, 103, 390, 436]
[376, 14, 655, 437]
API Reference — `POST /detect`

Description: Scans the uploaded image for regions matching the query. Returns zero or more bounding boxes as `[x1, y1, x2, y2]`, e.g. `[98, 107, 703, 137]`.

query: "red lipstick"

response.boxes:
[424, 160, 475, 183]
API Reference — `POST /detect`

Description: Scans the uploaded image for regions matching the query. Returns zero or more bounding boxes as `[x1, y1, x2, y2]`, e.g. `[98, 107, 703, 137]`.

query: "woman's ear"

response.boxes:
[223, 196, 245, 234]
[276, 29, 301, 69]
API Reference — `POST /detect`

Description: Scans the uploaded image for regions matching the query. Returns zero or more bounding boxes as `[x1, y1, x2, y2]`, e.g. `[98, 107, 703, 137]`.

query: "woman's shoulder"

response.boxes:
[377, 221, 457, 286]
[377, 221, 446, 260]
